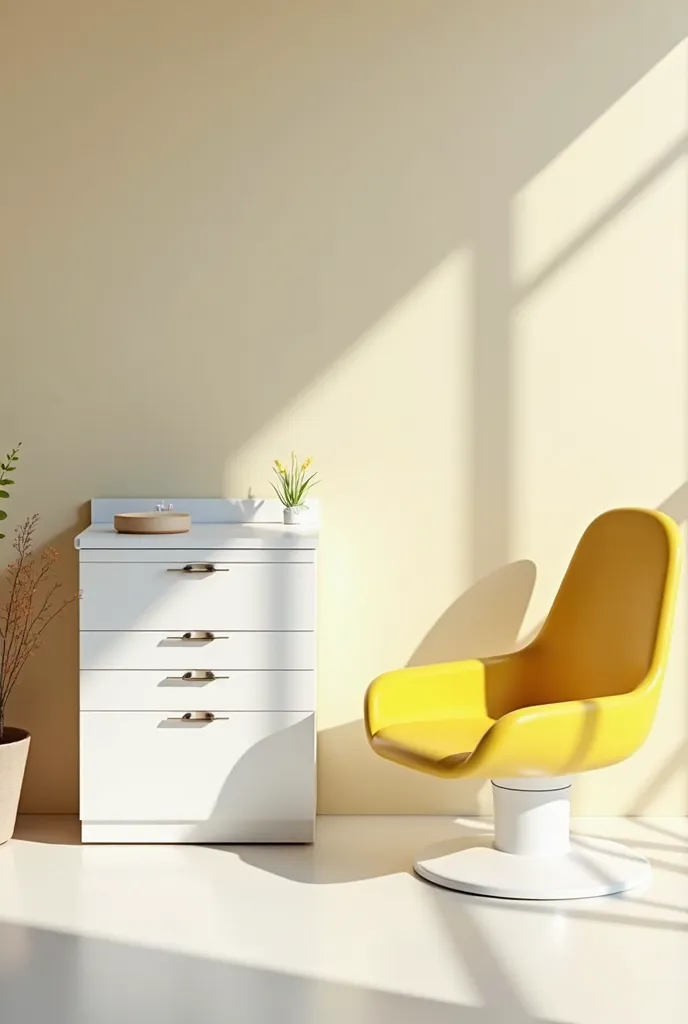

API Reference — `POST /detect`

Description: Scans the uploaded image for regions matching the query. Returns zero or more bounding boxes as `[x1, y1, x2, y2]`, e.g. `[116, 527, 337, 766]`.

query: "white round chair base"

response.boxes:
[414, 834, 651, 900]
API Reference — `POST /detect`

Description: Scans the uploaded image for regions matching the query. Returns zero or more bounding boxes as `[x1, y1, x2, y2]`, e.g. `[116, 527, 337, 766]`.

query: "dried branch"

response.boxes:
[0, 515, 77, 740]
[0, 516, 39, 679]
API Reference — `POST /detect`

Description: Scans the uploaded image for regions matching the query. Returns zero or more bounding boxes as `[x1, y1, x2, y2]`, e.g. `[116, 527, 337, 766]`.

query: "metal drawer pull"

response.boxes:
[166, 671, 228, 682]
[167, 563, 229, 573]
[166, 631, 228, 642]
[165, 712, 228, 723]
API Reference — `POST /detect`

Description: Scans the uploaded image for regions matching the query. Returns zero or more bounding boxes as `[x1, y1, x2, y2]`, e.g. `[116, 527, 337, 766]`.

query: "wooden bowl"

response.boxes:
[113, 512, 191, 535]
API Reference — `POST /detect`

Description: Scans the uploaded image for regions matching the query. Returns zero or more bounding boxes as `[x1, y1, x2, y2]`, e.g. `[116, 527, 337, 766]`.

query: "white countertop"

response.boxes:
[75, 522, 318, 550]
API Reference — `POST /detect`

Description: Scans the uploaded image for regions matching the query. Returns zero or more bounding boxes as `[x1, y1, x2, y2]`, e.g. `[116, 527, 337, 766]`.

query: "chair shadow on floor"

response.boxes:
[226, 817, 487, 885]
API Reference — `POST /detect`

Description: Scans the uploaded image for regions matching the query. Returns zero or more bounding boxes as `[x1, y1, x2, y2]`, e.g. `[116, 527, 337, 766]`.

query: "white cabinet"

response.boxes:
[75, 499, 318, 844]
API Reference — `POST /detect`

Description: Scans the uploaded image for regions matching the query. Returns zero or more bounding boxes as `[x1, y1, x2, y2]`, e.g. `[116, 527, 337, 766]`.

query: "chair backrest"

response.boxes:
[527, 509, 681, 706]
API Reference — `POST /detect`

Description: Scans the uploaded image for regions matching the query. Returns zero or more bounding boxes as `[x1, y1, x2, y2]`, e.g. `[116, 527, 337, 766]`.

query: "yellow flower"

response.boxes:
[301, 457, 312, 471]
[274, 459, 286, 474]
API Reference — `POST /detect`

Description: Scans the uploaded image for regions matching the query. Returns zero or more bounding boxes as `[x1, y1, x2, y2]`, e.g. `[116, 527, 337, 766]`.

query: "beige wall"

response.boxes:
[2, 0, 688, 815]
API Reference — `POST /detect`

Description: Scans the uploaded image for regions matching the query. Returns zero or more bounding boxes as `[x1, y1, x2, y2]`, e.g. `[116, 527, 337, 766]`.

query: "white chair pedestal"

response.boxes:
[414, 777, 650, 900]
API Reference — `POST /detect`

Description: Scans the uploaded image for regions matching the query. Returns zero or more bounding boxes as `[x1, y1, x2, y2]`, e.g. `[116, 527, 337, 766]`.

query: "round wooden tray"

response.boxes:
[114, 512, 191, 535]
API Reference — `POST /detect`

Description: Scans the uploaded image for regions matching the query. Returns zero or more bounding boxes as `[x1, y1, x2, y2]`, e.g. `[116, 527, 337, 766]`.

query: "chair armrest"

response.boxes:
[468, 686, 659, 778]
[365, 652, 526, 738]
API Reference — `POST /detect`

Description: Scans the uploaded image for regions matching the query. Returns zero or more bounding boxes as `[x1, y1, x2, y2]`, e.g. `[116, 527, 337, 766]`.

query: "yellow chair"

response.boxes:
[365, 509, 682, 899]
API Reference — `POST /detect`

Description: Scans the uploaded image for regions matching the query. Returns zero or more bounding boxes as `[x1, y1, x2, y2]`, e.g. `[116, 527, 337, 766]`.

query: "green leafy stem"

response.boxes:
[0, 443, 21, 539]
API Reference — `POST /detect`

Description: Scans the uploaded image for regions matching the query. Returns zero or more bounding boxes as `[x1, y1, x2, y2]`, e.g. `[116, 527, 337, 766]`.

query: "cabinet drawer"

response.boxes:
[80, 711, 315, 823]
[80, 670, 315, 712]
[79, 560, 315, 631]
[80, 631, 315, 670]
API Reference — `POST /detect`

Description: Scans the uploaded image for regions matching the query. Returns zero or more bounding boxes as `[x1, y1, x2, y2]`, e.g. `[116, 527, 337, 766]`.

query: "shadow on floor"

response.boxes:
[0, 919, 565, 1024]
[222, 818, 486, 885]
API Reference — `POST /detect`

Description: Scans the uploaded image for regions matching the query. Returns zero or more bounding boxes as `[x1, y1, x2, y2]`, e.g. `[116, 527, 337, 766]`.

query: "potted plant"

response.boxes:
[272, 453, 319, 525]
[0, 449, 77, 844]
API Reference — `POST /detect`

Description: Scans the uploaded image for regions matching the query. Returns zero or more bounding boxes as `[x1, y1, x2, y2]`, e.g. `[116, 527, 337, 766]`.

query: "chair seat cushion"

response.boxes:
[371, 718, 494, 775]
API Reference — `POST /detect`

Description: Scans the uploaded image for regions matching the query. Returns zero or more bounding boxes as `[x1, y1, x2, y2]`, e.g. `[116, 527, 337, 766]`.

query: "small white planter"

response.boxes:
[0, 727, 31, 844]
[283, 506, 303, 525]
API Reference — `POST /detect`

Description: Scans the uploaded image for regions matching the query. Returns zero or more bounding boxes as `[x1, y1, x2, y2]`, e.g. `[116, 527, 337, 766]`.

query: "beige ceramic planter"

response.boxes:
[0, 728, 30, 844]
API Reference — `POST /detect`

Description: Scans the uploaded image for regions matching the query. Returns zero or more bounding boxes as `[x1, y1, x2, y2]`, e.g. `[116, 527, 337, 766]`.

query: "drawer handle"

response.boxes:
[165, 712, 228, 723]
[166, 671, 228, 682]
[167, 564, 230, 573]
[166, 631, 229, 642]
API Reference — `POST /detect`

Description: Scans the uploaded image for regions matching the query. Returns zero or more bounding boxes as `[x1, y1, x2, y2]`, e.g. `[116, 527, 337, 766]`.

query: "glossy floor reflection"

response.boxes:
[1, 816, 687, 1023]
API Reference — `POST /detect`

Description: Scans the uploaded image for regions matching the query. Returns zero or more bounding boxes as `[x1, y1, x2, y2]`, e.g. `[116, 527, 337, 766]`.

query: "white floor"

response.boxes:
[0, 816, 686, 1023]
